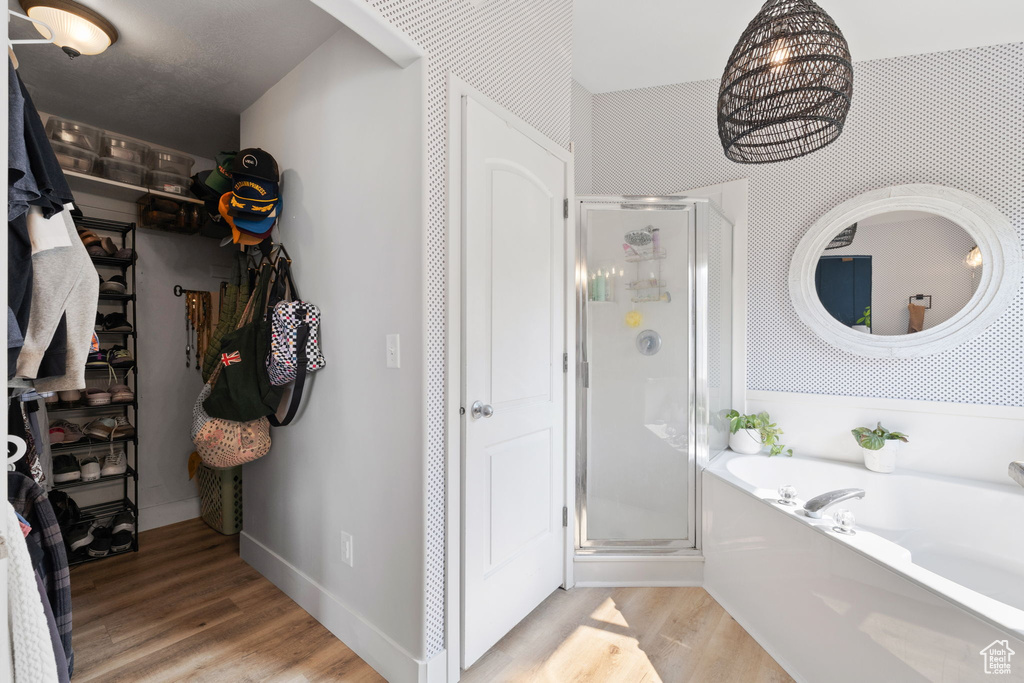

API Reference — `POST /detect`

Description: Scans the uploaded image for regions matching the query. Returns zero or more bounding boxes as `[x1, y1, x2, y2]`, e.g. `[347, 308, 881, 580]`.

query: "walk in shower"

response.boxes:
[576, 196, 734, 551]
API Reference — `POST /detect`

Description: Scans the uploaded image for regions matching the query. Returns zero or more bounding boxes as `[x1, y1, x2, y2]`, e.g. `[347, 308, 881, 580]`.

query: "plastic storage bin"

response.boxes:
[147, 149, 194, 176]
[51, 140, 97, 173]
[98, 157, 146, 185]
[45, 117, 101, 152]
[197, 464, 242, 535]
[147, 170, 191, 196]
[101, 134, 149, 164]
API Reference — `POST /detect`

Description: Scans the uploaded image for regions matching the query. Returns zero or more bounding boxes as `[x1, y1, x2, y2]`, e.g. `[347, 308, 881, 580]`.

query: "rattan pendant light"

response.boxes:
[718, 0, 853, 164]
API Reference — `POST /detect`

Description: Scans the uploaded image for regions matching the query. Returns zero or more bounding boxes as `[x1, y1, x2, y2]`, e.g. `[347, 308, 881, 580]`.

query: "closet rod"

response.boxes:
[8, 10, 55, 46]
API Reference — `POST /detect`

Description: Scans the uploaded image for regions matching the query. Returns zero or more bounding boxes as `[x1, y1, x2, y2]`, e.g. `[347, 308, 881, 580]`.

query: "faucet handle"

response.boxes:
[777, 484, 798, 506]
[832, 509, 856, 535]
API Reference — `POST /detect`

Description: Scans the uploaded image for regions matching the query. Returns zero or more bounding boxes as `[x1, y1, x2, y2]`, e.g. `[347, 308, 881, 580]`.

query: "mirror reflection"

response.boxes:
[814, 210, 982, 335]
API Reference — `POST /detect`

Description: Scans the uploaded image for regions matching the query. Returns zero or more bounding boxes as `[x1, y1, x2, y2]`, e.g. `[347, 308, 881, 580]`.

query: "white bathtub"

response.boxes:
[704, 451, 1024, 683]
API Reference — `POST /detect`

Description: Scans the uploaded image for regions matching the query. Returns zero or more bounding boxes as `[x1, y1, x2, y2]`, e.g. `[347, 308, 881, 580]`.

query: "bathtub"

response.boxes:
[703, 451, 1024, 683]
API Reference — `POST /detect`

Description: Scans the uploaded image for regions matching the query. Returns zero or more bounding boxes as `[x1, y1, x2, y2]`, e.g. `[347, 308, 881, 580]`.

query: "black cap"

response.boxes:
[233, 148, 279, 182]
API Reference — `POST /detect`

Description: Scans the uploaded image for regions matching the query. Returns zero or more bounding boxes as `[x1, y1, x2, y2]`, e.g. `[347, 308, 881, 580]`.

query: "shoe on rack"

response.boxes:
[85, 348, 109, 368]
[99, 275, 127, 294]
[87, 527, 113, 557]
[50, 420, 84, 444]
[95, 312, 104, 328]
[83, 387, 111, 406]
[58, 389, 81, 407]
[49, 425, 65, 444]
[109, 383, 134, 403]
[79, 456, 101, 481]
[83, 418, 116, 440]
[110, 416, 135, 439]
[100, 446, 127, 476]
[112, 247, 135, 261]
[102, 312, 133, 332]
[110, 530, 133, 553]
[43, 392, 58, 406]
[111, 510, 135, 534]
[66, 523, 96, 552]
[52, 455, 81, 483]
[108, 346, 135, 369]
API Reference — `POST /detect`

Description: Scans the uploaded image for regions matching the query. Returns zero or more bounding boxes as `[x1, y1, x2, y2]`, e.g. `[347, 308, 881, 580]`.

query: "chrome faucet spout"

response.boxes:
[803, 488, 865, 519]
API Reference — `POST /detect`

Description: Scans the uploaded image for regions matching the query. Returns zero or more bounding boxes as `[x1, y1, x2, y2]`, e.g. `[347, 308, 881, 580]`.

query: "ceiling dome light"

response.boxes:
[718, 0, 852, 164]
[19, 0, 118, 58]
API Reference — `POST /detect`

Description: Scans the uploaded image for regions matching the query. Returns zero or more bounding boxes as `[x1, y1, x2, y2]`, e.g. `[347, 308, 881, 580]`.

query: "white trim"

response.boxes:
[789, 184, 1023, 358]
[573, 553, 704, 587]
[240, 532, 428, 683]
[137, 497, 200, 532]
[747, 389, 1024, 421]
[308, 0, 425, 67]
[445, 74, 574, 683]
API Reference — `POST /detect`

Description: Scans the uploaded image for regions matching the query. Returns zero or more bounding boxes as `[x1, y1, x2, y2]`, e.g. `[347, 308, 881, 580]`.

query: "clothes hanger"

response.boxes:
[7, 435, 27, 471]
[9, 9, 56, 69]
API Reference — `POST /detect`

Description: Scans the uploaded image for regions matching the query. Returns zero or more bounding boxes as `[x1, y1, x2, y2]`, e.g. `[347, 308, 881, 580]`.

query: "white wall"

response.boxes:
[826, 214, 978, 335]
[238, 24, 427, 672]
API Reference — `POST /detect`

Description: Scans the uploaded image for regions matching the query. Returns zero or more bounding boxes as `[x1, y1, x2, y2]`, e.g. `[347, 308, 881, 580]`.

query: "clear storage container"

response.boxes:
[147, 170, 191, 196]
[51, 140, 98, 174]
[98, 157, 146, 185]
[45, 117, 101, 152]
[101, 135, 149, 164]
[147, 149, 194, 176]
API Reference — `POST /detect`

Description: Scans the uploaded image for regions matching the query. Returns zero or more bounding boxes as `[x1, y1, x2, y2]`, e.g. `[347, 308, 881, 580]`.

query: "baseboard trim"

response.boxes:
[704, 584, 808, 683]
[138, 497, 200, 532]
[240, 531, 427, 683]
[572, 554, 704, 587]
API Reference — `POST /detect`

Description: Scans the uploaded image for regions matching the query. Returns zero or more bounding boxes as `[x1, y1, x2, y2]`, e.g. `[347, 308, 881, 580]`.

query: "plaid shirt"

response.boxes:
[8, 472, 73, 677]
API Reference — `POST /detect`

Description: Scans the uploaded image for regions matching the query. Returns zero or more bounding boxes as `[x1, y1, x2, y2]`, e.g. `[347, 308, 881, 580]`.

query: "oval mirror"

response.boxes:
[790, 185, 1022, 358]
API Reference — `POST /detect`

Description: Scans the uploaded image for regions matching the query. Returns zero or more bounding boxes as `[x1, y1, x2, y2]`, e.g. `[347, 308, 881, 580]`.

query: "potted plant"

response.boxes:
[852, 306, 871, 333]
[851, 422, 909, 473]
[726, 410, 793, 456]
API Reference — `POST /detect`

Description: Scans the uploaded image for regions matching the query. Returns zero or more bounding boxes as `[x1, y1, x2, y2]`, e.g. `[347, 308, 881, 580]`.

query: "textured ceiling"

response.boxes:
[8, 0, 341, 155]
[573, 0, 1024, 93]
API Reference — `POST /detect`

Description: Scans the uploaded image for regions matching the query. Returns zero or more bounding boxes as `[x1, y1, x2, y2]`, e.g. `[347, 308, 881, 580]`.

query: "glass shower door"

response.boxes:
[577, 198, 696, 550]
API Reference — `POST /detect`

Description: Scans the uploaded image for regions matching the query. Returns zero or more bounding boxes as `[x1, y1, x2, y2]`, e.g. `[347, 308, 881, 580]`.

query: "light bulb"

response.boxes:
[966, 245, 983, 268]
[769, 37, 790, 66]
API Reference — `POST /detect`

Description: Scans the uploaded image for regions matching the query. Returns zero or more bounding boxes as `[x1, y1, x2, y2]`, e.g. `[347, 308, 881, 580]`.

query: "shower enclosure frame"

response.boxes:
[575, 196, 720, 554]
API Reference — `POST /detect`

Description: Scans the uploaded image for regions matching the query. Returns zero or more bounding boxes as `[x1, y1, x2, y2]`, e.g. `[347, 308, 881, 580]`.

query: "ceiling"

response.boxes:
[573, 0, 1024, 94]
[8, 0, 341, 156]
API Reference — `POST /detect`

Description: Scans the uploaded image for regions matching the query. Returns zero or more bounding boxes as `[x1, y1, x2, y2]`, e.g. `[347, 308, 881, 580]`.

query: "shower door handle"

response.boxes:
[471, 401, 494, 419]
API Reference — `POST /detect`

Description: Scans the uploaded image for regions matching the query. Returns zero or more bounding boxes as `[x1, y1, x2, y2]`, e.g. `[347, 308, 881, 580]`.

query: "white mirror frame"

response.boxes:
[789, 184, 1023, 358]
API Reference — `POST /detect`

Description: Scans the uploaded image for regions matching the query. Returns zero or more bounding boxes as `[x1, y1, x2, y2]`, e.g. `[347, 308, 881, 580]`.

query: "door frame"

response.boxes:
[445, 75, 575, 682]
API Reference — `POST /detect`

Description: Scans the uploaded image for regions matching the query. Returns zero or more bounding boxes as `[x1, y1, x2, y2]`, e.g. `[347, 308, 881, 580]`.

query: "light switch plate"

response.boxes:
[340, 530, 354, 567]
[386, 334, 400, 368]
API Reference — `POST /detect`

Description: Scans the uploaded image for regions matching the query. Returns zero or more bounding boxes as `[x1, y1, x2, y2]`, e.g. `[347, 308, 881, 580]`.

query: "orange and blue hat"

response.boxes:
[218, 192, 272, 246]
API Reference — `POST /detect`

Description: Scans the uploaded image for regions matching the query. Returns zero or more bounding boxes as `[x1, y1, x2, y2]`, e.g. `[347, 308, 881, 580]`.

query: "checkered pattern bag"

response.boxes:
[267, 301, 325, 386]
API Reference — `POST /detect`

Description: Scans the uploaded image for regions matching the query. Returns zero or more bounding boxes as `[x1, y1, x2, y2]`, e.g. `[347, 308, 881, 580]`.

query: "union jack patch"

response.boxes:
[221, 351, 241, 367]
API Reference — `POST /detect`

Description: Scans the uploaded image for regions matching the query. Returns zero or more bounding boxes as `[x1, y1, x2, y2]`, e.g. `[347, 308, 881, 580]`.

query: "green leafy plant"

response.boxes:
[856, 306, 871, 327]
[851, 422, 909, 450]
[727, 410, 793, 457]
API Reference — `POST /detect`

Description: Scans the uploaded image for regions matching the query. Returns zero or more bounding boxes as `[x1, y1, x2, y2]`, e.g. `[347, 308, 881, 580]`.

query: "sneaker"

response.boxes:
[58, 389, 81, 407]
[66, 523, 96, 551]
[99, 275, 127, 294]
[86, 348, 108, 368]
[83, 387, 112, 406]
[108, 384, 134, 404]
[112, 247, 135, 261]
[49, 425, 66, 444]
[110, 530, 133, 553]
[111, 416, 135, 439]
[79, 456, 101, 481]
[111, 510, 135, 534]
[83, 417, 116, 440]
[50, 420, 84, 444]
[52, 455, 81, 483]
[95, 312, 104, 328]
[43, 392, 58, 406]
[102, 312, 133, 332]
[108, 346, 135, 369]
[100, 447, 127, 476]
[87, 527, 113, 557]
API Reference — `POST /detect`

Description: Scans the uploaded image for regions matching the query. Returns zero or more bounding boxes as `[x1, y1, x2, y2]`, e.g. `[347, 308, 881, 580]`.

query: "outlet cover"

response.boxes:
[340, 530, 354, 567]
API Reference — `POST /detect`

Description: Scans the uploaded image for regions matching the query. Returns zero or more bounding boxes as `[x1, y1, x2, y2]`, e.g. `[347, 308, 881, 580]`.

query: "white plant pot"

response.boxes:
[729, 428, 763, 455]
[863, 440, 899, 473]
[852, 324, 871, 333]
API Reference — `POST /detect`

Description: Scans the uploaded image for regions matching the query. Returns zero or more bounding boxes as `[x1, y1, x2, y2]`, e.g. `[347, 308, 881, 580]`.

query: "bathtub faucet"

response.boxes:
[803, 488, 865, 519]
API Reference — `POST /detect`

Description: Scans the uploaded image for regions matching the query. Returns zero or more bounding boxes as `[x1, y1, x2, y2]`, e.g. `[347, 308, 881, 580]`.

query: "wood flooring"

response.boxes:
[70, 518, 791, 682]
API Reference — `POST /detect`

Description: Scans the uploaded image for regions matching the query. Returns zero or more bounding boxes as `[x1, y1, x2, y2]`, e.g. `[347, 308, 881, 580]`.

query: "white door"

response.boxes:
[462, 98, 567, 667]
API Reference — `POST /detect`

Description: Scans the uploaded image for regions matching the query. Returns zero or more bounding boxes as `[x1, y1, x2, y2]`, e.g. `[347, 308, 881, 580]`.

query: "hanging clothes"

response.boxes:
[5, 501, 60, 683]
[8, 472, 73, 677]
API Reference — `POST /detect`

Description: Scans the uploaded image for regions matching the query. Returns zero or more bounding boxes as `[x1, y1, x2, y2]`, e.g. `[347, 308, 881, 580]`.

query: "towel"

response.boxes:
[907, 303, 926, 333]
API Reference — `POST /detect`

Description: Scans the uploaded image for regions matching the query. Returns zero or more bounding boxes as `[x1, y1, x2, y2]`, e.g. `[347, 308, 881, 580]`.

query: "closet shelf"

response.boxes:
[73, 216, 135, 235]
[50, 436, 137, 452]
[69, 542, 138, 568]
[91, 255, 135, 269]
[65, 169, 203, 206]
[99, 293, 134, 302]
[52, 465, 137, 491]
[76, 497, 137, 523]
[85, 365, 136, 373]
[48, 401, 136, 413]
[94, 329, 135, 337]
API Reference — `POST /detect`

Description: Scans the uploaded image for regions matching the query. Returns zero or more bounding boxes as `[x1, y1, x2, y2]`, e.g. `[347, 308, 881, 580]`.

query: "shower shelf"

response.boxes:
[626, 279, 665, 290]
[631, 293, 670, 304]
[624, 248, 667, 263]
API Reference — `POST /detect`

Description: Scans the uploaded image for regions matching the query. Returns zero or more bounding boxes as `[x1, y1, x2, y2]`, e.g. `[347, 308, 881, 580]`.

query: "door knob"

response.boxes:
[471, 401, 494, 419]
